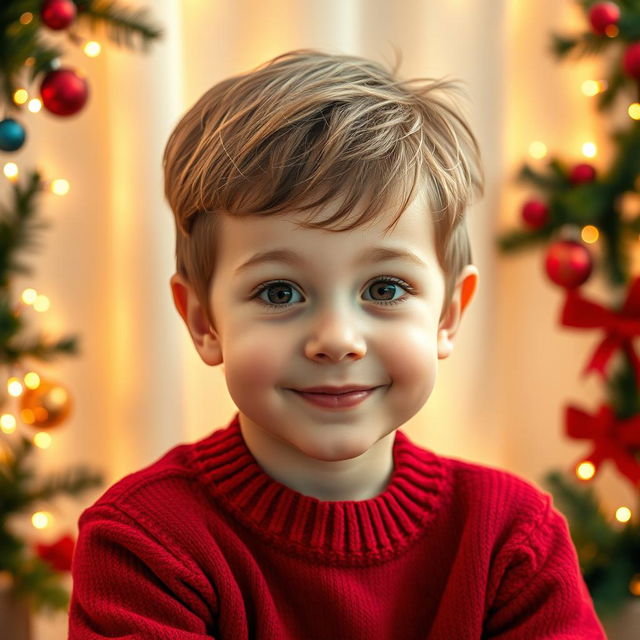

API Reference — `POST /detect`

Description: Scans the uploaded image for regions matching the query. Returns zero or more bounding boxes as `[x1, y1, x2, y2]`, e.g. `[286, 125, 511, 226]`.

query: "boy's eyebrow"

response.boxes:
[234, 247, 427, 274]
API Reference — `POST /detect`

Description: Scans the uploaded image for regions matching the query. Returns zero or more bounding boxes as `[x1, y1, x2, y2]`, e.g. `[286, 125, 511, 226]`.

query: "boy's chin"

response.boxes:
[294, 433, 392, 463]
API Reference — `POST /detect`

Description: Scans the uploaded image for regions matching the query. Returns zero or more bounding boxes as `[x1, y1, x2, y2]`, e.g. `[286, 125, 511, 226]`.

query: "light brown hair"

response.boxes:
[163, 49, 483, 328]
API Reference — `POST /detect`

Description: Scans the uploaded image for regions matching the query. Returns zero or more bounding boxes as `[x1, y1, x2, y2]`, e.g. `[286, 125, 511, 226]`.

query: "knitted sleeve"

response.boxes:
[68, 502, 217, 639]
[483, 492, 606, 639]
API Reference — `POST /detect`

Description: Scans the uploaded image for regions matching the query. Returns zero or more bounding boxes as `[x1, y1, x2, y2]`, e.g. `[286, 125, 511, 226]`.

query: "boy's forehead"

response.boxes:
[217, 194, 438, 267]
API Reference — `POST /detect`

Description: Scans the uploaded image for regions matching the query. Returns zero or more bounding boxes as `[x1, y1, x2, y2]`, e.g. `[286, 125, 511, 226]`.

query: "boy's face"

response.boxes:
[171, 192, 477, 464]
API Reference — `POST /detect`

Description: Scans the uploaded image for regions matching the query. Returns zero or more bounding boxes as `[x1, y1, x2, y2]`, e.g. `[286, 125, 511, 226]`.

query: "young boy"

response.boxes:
[68, 49, 606, 638]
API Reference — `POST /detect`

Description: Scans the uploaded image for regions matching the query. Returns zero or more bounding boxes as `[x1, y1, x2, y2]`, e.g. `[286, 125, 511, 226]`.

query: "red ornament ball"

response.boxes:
[521, 199, 549, 229]
[623, 42, 640, 79]
[41, 0, 77, 30]
[589, 2, 620, 35]
[569, 163, 597, 185]
[544, 240, 593, 289]
[40, 68, 89, 116]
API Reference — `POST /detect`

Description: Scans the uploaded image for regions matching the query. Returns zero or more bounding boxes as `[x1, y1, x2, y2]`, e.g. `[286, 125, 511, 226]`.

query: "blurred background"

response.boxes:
[1, 0, 638, 637]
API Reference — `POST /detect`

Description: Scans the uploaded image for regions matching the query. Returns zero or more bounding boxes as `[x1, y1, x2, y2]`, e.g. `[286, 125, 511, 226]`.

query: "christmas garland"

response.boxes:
[0, 0, 161, 615]
[498, 0, 640, 617]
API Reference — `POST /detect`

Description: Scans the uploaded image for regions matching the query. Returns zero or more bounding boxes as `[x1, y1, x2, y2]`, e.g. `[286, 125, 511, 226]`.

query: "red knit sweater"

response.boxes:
[68, 412, 606, 639]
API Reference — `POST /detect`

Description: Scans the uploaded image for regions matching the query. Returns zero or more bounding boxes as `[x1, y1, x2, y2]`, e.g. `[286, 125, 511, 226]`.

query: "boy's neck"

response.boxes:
[237, 417, 396, 502]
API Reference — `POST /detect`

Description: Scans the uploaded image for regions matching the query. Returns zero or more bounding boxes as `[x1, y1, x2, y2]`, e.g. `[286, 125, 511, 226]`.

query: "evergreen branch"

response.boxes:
[496, 227, 552, 252]
[600, 224, 629, 286]
[0, 9, 62, 108]
[551, 32, 609, 60]
[28, 466, 104, 502]
[1, 334, 80, 365]
[0, 293, 24, 349]
[26, 41, 65, 84]
[0, 527, 25, 572]
[1, 433, 102, 515]
[0, 1, 162, 111]
[617, 9, 640, 41]
[551, 33, 581, 58]
[11, 554, 70, 614]
[0, 171, 48, 288]
[74, 0, 163, 51]
[543, 470, 617, 550]
[606, 354, 640, 418]
[0, 435, 35, 515]
[597, 69, 627, 111]
[517, 162, 569, 190]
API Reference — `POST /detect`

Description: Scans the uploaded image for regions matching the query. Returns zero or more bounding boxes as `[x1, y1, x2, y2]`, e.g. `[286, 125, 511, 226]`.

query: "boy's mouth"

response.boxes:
[289, 386, 382, 409]
[293, 384, 380, 395]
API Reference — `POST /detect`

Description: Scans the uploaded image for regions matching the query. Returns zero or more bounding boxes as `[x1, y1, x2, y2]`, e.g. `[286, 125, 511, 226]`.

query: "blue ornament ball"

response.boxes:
[0, 118, 27, 152]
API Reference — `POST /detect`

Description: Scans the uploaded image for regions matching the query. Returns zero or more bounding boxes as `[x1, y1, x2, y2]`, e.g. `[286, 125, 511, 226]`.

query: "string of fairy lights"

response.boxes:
[0, 9, 108, 534]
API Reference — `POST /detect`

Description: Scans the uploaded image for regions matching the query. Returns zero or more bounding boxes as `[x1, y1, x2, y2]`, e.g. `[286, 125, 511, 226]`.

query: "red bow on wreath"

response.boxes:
[565, 403, 640, 487]
[561, 276, 640, 384]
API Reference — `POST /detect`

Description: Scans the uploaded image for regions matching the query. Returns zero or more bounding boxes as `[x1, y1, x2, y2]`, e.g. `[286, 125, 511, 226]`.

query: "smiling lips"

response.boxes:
[294, 385, 379, 394]
[291, 385, 382, 409]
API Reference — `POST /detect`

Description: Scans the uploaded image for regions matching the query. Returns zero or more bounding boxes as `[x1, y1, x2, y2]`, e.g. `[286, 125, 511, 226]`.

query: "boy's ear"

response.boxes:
[169, 273, 223, 366]
[437, 264, 479, 360]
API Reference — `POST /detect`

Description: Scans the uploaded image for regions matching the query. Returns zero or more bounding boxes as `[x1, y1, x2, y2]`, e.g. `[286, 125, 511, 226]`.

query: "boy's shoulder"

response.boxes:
[425, 443, 559, 540]
[84, 424, 226, 522]
[442, 451, 551, 505]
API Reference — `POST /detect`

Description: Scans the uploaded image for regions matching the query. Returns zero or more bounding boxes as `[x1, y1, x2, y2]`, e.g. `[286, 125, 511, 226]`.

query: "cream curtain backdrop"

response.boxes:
[17, 0, 631, 637]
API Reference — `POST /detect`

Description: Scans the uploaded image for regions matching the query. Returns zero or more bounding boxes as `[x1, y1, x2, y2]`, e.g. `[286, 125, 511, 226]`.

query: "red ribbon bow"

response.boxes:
[561, 276, 640, 384]
[565, 403, 640, 487]
[35, 534, 75, 572]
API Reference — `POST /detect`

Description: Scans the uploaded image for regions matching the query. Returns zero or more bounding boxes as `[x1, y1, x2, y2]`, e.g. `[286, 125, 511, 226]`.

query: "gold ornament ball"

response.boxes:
[19, 379, 72, 429]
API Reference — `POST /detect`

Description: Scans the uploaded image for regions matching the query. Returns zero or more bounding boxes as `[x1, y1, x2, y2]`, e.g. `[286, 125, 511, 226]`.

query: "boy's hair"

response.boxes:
[163, 49, 483, 329]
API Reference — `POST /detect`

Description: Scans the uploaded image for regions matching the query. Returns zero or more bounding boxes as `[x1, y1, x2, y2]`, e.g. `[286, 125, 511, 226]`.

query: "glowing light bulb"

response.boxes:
[630, 574, 640, 596]
[83, 41, 101, 57]
[28, 99, 41, 113]
[21, 288, 37, 305]
[581, 80, 607, 96]
[629, 103, 640, 120]
[19, 12, 33, 25]
[7, 377, 24, 397]
[34, 432, 52, 449]
[3, 163, 19, 181]
[13, 89, 28, 105]
[24, 371, 40, 389]
[528, 141, 547, 159]
[50, 179, 70, 196]
[33, 295, 50, 312]
[616, 507, 632, 523]
[32, 512, 52, 530]
[605, 25, 619, 38]
[581, 225, 599, 244]
[576, 461, 596, 481]
[0, 414, 17, 434]
[582, 142, 597, 158]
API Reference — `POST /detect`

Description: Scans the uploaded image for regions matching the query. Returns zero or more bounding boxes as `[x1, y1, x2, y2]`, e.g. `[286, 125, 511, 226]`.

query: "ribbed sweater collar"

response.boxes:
[193, 412, 451, 566]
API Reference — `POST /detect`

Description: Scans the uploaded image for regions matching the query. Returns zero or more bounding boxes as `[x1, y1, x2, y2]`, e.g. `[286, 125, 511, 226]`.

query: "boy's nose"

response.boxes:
[303, 309, 367, 363]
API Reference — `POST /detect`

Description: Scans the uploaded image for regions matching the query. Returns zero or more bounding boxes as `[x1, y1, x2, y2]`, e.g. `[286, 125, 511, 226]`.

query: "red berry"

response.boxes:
[569, 163, 597, 185]
[521, 199, 549, 228]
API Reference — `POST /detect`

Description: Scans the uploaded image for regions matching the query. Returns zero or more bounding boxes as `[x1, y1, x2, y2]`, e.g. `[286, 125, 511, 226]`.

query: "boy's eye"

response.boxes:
[259, 282, 302, 306]
[251, 277, 415, 310]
